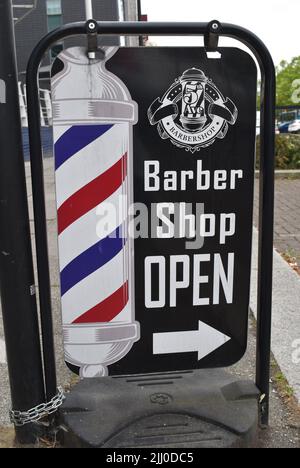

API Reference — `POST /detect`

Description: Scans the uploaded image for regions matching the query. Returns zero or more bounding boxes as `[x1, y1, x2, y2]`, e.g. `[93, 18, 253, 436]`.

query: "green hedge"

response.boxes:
[256, 134, 300, 170]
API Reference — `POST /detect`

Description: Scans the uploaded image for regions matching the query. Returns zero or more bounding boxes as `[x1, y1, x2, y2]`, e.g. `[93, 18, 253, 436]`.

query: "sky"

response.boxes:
[140, 0, 300, 66]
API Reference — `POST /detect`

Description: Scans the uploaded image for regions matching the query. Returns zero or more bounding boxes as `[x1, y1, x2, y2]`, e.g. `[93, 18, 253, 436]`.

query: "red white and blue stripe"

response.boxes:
[54, 123, 131, 327]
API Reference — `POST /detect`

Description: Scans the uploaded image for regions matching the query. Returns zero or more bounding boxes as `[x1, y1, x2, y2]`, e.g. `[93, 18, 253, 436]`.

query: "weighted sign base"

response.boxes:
[59, 369, 259, 448]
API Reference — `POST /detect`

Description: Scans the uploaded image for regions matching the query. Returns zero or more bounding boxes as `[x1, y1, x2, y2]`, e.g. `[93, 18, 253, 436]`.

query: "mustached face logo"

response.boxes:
[148, 67, 238, 153]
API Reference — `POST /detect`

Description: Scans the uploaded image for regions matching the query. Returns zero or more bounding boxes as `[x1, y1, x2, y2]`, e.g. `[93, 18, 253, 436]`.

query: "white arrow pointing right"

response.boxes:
[153, 321, 231, 361]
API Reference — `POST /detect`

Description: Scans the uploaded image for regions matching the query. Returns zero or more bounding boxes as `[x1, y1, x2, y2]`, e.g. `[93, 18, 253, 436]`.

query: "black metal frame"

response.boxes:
[0, 0, 45, 444]
[26, 20, 275, 426]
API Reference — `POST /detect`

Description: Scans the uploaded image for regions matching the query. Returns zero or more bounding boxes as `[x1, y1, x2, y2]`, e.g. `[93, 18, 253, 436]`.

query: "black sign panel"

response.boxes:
[106, 47, 257, 375]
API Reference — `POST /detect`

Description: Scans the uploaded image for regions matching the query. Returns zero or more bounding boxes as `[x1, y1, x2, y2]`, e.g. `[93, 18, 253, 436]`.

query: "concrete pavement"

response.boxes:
[254, 178, 300, 263]
[253, 178, 300, 403]
[250, 230, 300, 403]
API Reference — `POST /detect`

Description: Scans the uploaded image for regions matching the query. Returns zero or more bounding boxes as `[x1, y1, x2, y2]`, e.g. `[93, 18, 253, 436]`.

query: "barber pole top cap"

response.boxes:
[51, 46, 138, 126]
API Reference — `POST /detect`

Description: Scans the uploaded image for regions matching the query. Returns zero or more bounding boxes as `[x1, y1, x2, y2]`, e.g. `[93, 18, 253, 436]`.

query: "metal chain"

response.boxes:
[9, 387, 65, 427]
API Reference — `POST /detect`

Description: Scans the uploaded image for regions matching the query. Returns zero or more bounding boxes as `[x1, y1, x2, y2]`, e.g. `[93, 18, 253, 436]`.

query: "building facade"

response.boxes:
[14, 0, 139, 80]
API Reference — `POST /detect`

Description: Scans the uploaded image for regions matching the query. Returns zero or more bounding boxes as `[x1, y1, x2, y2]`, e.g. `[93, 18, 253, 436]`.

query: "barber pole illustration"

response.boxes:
[51, 47, 140, 378]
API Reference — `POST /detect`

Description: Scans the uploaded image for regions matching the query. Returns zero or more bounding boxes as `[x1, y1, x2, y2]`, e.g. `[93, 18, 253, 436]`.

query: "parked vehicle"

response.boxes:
[278, 110, 300, 133]
[256, 111, 260, 136]
[288, 119, 300, 134]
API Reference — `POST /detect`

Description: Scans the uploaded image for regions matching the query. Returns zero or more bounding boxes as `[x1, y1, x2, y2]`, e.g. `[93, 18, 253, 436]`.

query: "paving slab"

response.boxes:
[254, 179, 300, 263]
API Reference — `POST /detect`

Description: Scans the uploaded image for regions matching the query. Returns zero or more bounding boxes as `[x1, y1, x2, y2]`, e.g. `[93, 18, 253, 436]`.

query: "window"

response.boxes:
[48, 14, 62, 30]
[46, 1, 63, 59]
[47, 0, 62, 31]
[46, 0, 62, 15]
[51, 44, 63, 59]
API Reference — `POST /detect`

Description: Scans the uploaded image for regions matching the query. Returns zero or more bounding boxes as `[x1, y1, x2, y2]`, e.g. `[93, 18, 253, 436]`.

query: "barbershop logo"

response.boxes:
[148, 67, 238, 153]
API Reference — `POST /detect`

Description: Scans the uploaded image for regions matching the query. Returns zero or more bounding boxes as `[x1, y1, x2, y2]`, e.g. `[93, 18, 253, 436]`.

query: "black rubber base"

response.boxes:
[60, 369, 260, 448]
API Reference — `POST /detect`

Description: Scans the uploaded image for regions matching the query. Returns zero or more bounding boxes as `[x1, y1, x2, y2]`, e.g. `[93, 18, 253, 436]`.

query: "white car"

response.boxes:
[288, 119, 300, 134]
